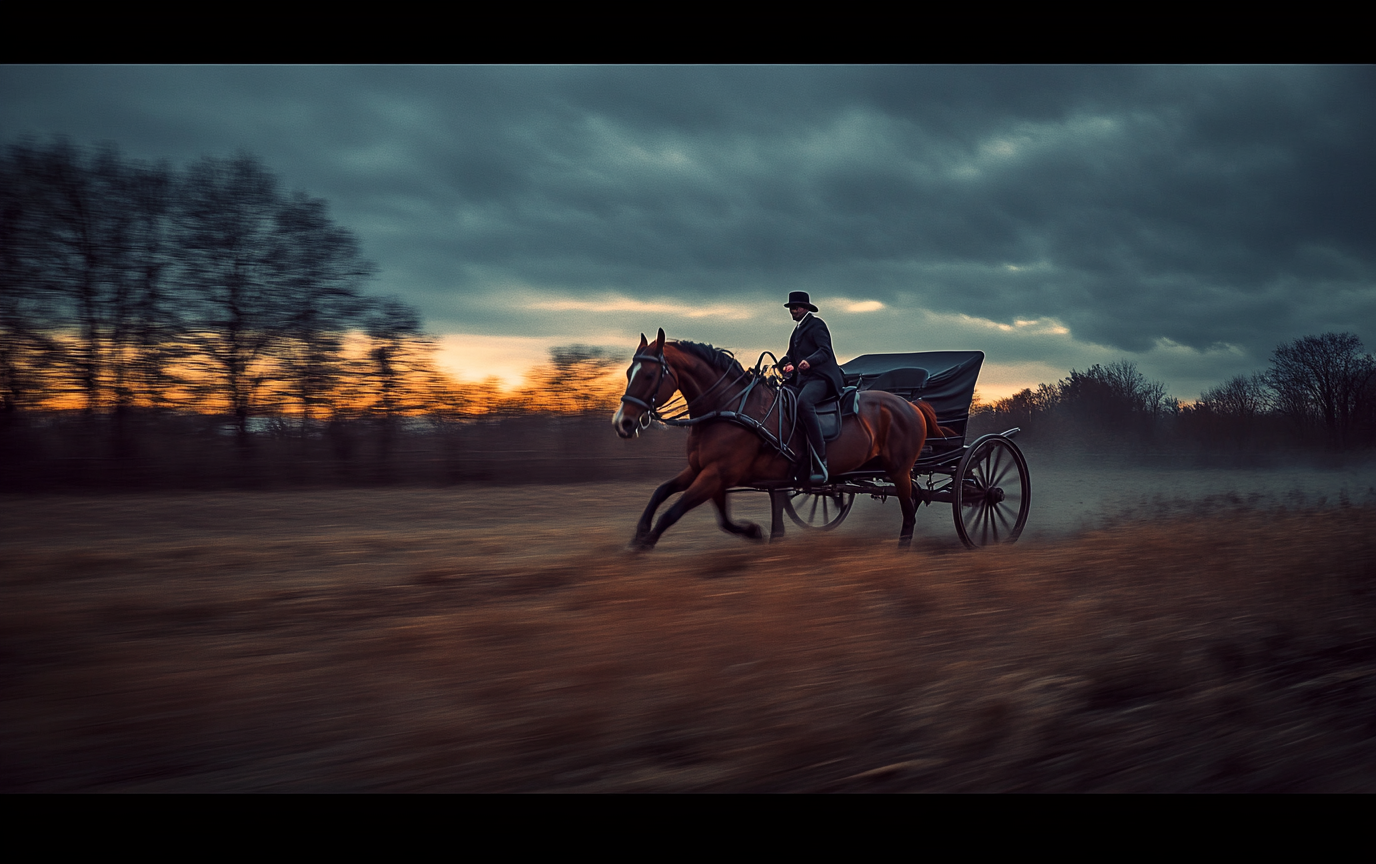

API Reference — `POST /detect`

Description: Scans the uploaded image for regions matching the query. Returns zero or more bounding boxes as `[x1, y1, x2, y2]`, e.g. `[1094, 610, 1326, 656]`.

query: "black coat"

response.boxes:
[781, 314, 844, 398]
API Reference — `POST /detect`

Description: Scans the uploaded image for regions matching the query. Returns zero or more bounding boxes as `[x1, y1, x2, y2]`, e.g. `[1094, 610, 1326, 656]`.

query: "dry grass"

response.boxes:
[3, 490, 1375, 791]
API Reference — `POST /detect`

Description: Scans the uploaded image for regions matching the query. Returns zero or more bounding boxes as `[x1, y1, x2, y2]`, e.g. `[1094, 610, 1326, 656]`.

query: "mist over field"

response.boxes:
[844, 444, 1376, 542]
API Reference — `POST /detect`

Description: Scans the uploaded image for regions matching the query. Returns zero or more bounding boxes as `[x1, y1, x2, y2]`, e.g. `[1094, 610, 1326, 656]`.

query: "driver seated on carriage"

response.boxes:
[779, 291, 845, 485]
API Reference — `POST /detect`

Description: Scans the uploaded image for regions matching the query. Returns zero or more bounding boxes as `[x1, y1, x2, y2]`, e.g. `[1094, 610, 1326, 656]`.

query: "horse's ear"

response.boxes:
[655, 328, 665, 351]
[638, 333, 648, 349]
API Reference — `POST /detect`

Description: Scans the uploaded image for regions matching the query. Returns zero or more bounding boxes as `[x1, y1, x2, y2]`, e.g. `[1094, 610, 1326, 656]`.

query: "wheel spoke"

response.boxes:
[984, 446, 1002, 485]
[992, 503, 1013, 540]
[974, 449, 992, 485]
[989, 448, 1012, 488]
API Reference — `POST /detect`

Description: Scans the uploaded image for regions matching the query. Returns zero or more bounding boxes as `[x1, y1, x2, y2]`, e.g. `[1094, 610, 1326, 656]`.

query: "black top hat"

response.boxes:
[784, 291, 819, 312]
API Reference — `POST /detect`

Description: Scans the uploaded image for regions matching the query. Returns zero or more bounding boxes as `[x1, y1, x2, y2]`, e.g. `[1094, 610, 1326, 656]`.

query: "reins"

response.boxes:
[621, 345, 802, 461]
[621, 347, 744, 425]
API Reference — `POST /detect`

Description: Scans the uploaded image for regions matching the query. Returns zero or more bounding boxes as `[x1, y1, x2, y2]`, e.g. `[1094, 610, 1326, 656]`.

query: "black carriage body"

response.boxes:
[842, 350, 984, 445]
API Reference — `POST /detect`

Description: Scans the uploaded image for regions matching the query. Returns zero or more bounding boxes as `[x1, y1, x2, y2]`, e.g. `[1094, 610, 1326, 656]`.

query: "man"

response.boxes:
[779, 291, 844, 484]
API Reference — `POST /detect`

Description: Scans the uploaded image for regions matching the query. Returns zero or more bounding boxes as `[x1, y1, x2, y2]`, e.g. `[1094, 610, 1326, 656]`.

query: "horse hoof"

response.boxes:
[745, 524, 764, 542]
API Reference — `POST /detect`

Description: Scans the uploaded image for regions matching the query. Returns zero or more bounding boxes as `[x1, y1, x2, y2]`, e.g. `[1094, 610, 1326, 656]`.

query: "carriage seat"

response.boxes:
[863, 367, 929, 397]
[815, 386, 861, 442]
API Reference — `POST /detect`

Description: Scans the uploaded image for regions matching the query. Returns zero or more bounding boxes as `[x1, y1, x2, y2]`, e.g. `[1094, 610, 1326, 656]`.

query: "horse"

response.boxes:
[613, 328, 946, 549]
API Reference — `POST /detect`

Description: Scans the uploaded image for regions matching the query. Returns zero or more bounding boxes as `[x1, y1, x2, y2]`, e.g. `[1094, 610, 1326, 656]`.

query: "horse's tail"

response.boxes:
[910, 399, 957, 439]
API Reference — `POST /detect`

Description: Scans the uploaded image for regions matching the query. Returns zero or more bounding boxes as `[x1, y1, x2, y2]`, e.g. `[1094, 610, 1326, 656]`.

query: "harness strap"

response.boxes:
[623, 347, 804, 462]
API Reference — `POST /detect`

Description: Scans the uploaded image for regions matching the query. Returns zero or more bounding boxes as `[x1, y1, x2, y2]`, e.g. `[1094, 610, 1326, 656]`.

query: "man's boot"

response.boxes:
[809, 442, 828, 486]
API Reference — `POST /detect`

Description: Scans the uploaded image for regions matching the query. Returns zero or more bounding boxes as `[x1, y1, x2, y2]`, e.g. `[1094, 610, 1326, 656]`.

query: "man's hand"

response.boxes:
[783, 364, 795, 374]
[798, 360, 811, 371]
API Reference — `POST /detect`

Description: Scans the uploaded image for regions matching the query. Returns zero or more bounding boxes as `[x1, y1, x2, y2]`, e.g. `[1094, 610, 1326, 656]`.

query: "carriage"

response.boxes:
[731, 350, 1031, 549]
[615, 332, 1030, 550]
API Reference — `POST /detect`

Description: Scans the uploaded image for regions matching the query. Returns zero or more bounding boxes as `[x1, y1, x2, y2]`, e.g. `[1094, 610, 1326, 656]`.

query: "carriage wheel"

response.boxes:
[952, 435, 1030, 549]
[783, 489, 855, 531]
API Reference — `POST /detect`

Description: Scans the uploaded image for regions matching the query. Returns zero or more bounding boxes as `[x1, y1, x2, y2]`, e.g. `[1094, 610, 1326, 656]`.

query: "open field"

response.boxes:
[4, 466, 1376, 791]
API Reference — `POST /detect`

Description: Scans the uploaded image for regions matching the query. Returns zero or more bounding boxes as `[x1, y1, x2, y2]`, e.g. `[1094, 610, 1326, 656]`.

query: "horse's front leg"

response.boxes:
[712, 490, 763, 542]
[639, 468, 725, 550]
[635, 466, 696, 546]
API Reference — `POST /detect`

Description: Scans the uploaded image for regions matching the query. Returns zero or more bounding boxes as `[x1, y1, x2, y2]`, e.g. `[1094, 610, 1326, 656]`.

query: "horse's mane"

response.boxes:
[670, 340, 747, 377]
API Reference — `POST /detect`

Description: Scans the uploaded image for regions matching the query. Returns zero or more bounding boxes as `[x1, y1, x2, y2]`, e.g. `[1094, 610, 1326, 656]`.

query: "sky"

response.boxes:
[3, 65, 1373, 401]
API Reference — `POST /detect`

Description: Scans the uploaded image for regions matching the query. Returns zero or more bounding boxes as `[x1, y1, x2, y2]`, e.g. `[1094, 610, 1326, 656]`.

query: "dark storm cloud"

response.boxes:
[3, 65, 1374, 368]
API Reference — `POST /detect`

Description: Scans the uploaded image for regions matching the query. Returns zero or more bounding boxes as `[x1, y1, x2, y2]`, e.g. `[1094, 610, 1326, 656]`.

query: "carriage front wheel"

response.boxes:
[783, 489, 855, 531]
[952, 434, 1030, 548]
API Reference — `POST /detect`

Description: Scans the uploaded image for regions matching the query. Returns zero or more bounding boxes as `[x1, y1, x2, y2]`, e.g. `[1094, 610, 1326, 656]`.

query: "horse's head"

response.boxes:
[613, 328, 677, 438]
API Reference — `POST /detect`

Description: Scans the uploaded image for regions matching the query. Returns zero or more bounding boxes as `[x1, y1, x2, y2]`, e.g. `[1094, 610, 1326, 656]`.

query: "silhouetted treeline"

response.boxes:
[971, 332, 1376, 457]
[0, 138, 451, 431]
[0, 139, 670, 489]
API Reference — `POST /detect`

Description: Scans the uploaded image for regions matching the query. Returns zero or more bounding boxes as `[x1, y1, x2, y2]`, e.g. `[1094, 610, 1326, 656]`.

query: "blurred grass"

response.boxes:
[3, 491, 1375, 791]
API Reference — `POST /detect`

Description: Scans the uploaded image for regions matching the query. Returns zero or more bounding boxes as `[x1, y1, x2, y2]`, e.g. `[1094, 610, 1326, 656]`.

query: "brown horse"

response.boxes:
[613, 329, 943, 549]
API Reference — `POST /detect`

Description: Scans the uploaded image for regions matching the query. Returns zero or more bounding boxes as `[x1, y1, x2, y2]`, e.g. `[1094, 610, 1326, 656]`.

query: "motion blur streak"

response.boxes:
[3, 487, 1376, 792]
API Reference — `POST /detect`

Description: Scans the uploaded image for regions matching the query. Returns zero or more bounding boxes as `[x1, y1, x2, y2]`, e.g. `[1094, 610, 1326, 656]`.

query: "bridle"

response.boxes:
[619, 344, 803, 461]
[620, 349, 680, 430]
[620, 345, 748, 430]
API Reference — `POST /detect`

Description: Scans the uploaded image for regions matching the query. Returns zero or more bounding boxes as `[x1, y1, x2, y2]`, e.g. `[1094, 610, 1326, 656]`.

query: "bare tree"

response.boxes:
[24, 139, 109, 412]
[360, 296, 428, 419]
[0, 140, 181, 417]
[0, 143, 64, 412]
[105, 156, 178, 415]
[1265, 333, 1376, 448]
[271, 191, 374, 431]
[1190, 372, 1273, 450]
[1199, 373, 1271, 420]
[1058, 360, 1172, 430]
[176, 154, 291, 439]
[1102, 359, 1169, 417]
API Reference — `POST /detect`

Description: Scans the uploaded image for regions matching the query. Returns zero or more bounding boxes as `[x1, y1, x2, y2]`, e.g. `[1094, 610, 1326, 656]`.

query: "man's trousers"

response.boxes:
[794, 378, 830, 466]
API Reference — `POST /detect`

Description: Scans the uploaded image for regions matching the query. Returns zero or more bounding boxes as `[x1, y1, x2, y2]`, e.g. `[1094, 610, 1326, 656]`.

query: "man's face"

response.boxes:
[789, 305, 808, 321]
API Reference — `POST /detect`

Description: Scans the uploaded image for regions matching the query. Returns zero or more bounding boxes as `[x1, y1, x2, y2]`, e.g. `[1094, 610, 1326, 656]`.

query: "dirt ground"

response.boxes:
[4, 461, 1376, 791]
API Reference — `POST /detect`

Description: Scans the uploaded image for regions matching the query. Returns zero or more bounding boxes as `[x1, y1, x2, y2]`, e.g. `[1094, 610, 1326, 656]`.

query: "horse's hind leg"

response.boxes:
[712, 490, 764, 542]
[891, 469, 918, 549]
[635, 466, 696, 546]
[769, 490, 786, 541]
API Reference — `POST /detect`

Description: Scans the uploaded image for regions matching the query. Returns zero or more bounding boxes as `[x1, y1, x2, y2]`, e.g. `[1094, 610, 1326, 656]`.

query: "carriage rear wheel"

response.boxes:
[784, 489, 855, 531]
[952, 435, 1030, 548]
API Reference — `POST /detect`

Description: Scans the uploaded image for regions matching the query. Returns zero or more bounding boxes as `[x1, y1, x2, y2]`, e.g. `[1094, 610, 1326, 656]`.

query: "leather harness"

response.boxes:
[620, 348, 805, 462]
